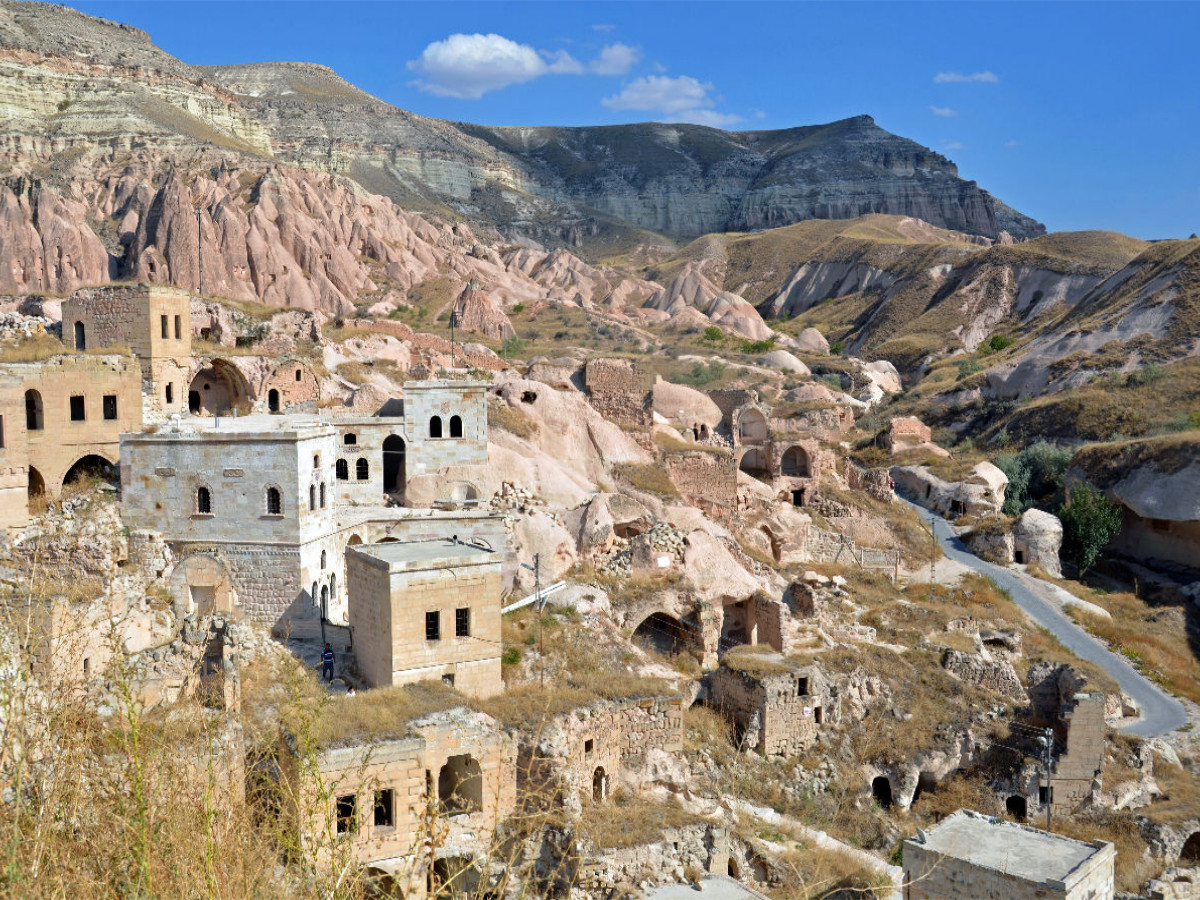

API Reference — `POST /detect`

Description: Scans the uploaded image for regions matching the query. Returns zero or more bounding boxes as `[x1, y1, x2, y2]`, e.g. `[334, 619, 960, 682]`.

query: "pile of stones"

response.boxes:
[490, 480, 540, 512]
[0, 312, 54, 341]
[594, 520, 687, 578]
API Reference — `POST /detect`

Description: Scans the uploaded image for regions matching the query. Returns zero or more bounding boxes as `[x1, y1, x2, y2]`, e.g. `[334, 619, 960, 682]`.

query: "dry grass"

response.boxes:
[0, 333, 71, 362]
[487, 397, 539, 439]
[577, 790, 702, 849]
[771, 843, 892, 900]
[1060, 582, 1200, 704]
[612, 462, 680, 498]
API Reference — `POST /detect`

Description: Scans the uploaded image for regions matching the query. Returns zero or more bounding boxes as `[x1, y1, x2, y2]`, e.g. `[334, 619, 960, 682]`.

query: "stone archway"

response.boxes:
[1182, 832, 1200, 863]
[62, 453, 117, 491]
[632, 611, 691, 655]
[438, 755, 483, 814]
[382, 435, 406, 494]
[738, 407, 768, 444]
[780, 445, 810, 477]
[738, 447, 770, 480]
[170, 554, 237, 620]
[1006, 795, 1027, 820]
[189, 359, 252, 415]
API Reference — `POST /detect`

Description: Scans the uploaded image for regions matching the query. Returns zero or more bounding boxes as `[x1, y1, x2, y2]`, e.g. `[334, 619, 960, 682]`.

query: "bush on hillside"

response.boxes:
[1058, 483, 1123, 574]
[994, 441, 1073, 516]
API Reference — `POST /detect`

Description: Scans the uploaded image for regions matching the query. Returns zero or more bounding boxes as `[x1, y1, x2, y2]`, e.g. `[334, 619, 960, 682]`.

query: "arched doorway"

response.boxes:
[438, 755, 483, 814]
[632, 612, 691, 655]
[911, 771, 937, 807]
[781, 446, 810, 477]
[738, 448, 769, 480]
[347, 534, 363, 547]
[268, 389, 280, 413]
[1181, 832, 1200, 863]
[592, 767, 607, 803]
[382, 435, 406, 495]
[872, 776, 893, 810]
[63, 455, 115, 490]
[27, 467, 45, 499]
[189, 359, 252, 415]
[24, 390, 43, 431]
[1006, 795, 1027, 820]
[73, 321, 86, 350]
[450, 415, 463, 438]
[738, 408, 767, 444]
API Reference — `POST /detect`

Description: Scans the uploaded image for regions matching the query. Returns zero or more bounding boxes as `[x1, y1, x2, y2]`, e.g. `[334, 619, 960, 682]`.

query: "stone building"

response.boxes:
[282, 701, 517, 895]
[709, 651, 832, 757]
[0, 354, 144, 529]
[891, 461, 1009, 519]
[346, 540, 503, 699]
[519, 695, 684, 812]
[61, 283, 192, 418]
[902, 809, 1115, 900]
[119, 399, 502, 631]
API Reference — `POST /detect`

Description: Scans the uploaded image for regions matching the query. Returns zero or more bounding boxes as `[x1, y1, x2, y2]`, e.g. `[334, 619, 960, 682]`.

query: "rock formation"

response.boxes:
[450, 280, 514, 342]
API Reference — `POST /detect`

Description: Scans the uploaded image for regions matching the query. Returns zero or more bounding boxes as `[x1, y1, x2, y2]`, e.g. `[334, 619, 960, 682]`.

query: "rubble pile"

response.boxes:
[595, 521, 687, 578]
[490, 480, 541, 513]
[0, 311, 55, 342]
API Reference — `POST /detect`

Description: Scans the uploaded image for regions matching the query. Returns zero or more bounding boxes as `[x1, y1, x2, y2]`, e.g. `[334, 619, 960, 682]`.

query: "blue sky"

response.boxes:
[72, 1, 1200, 239]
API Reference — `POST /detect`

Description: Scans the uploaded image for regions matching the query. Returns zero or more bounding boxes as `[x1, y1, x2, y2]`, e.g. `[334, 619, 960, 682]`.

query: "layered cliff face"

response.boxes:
[0, 2, 1042, 246]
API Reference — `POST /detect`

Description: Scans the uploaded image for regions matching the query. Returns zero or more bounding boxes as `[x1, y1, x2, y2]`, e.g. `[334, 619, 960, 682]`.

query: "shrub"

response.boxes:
[701, 326, 724, 343]
[828, 340, 845, 355]
[957, 357, 983, 378]
[511, 303, 525, 314]
[501, 647, 522, 667]
[994, 441, 1073, 515]
[741, 338, 776, 354]
[982, 334, 1014, 354]
[1125, 364, 1163, 387]
[500, 336, 526, 357]
[677, 361, 726, 386]
[1058, 483, 1123, 574]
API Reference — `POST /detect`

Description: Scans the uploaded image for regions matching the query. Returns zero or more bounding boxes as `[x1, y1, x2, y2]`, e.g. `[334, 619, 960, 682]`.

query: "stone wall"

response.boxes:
[404, 381, 489, 478]
[584, 359, 653, 428]
[709, 661, 831, 757]
[665, 453, 736, 521]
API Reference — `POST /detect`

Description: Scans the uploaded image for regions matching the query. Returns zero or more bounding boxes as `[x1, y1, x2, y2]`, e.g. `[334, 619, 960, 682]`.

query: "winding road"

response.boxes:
[904, 501, 1188, 738]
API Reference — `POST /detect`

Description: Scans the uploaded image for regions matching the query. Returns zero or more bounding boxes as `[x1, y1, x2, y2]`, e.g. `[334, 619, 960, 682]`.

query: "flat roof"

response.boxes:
[123, 413, 402, 440]
[350, 538, 499, 572]
[909, 810, 1107, 884]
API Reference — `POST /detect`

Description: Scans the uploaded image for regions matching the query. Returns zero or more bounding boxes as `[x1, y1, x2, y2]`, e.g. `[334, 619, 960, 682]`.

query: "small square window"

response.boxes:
[69, 396, 85, 421]
[441, 673, 455, 687]
[373, 788, 394, 828]
[335, 794, 357, 834]
[425, 611, 440, 641]
[584, 738, 594, 755]
[103, 394, 117, 420]
[455, 608, 470, 637]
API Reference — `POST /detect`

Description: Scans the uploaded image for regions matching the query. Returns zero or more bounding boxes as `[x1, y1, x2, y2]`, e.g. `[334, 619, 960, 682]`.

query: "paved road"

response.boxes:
[904, 501, 1188, 738]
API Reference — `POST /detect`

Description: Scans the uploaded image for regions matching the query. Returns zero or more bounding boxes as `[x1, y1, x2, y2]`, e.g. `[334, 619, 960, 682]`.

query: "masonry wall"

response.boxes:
[710, 665, 828, 757]
[403, 382, 488, 478]
[0, 373, 29, 530]
[1051, 693, 1107, 813]
[665, 453, 736, 521]
[4, 354, 143, 495]
[584, 359, 654, 428]
[347, 550, 394, 687]
[903, 838, 1115, 900]
[332, 421, 395, 506]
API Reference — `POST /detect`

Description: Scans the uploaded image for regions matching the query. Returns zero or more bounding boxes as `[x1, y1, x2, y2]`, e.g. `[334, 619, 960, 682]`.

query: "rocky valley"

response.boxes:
[0, 3, 1198, 900]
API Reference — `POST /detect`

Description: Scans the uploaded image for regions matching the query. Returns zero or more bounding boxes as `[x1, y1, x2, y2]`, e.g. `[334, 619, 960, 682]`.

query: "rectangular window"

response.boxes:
[584, 738, 594, 755]
[160, 315, 168, 339]
[797, 677, 809, 697]
[0, 414, 5, 449]
[814, 706, 823, 725]
[69, 395, 85, 422]
[425, 610, 440, 641]
[373, 789, 395, 828]
[1151, 518, 1172, 533]
[455, 607, 470, 637]
[103, 395, 117, 420]
[174, 315, 182, 340]
[335, 794, 357, 834]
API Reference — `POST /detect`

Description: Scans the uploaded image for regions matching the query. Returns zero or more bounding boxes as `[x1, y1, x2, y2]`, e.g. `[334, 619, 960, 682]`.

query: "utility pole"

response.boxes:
[1000, 722, 1056, 830]
[196, 207, 204, 295]
[534, 553, 543, 689]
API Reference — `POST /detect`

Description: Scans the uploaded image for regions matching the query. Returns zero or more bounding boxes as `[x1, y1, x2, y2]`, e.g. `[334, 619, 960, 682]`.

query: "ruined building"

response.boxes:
[709, 651, 832, 757]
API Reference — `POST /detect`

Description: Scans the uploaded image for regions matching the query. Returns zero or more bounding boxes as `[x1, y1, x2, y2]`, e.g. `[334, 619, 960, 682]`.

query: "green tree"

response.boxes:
[994, 441, 1073, 515]
[1058, 483, 1123, 574]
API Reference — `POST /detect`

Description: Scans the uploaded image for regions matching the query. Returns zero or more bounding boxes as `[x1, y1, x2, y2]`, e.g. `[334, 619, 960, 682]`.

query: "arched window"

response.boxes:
[319, 482, 326, 508]
[335, 459, 349, 481]
[429, 416, 443, 439]
[449, 415, 463, 438]
[320, 550, 327, 570]
[438, 755, 482, 814]
[309, 484, 316, 510]
[267, 389, 279, 413]
[313, 454, 320, 469]
[265, 486, 282, 515]
[356, 458, 369, 481]
[295, 369, 302, 382]
[343, 433, 356, 445]
[73, 321, 86, 350]
[329, 574, 337, 602]
[196, 486, 212, 515]
[24, 390, 43, 431]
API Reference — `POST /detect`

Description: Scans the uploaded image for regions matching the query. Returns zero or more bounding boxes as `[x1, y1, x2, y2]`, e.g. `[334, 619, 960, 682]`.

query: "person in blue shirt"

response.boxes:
[321, 643, 335, 682]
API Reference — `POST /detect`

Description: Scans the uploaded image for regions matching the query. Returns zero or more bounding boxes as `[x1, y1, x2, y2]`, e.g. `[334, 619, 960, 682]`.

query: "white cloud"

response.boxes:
[407, 33, 581, 99]
[751, 108, 768, 120]
[1005, 139, 1020, 148]
[544, 49, 585, 75]
[591, 23, 616, 32]
[934, 70, 999, 84]
[929, 105, 958, 117]
[944, 140, 967, 150]
[652, 61, 668, 73]
[590, 42, 640, 76]
[602, 74, 741, 125]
